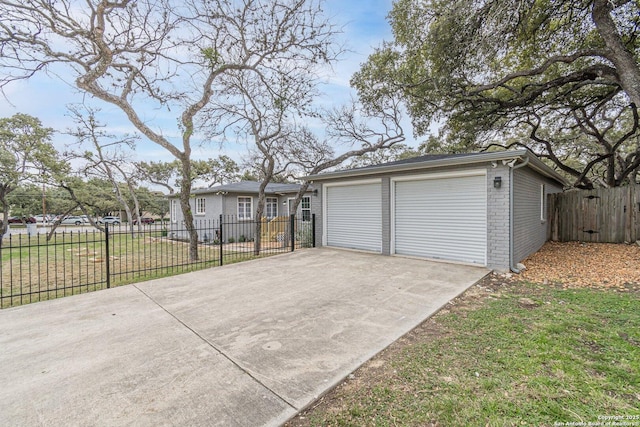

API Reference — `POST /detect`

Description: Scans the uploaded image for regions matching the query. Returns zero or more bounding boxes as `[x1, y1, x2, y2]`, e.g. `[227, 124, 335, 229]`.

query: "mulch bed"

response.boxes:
[517, 241, 640, 291]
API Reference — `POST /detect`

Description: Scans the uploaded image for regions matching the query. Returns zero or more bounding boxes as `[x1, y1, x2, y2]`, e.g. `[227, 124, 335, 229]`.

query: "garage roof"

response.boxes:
[305, 150, 567, 186]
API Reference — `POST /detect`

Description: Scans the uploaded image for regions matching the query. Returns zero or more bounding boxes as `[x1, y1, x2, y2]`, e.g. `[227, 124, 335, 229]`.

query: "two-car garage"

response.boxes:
[323, 170, 488, 266]
[313, 151, 567, 272]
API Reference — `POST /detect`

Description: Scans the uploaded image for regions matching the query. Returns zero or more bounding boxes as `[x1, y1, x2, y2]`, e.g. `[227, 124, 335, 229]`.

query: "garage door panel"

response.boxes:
[394, 175, 487, 265]
[326, 183, 382, 252]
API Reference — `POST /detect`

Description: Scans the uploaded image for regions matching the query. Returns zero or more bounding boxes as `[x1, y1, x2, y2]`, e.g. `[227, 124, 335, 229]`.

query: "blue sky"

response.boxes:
[0, 0, 409, 165]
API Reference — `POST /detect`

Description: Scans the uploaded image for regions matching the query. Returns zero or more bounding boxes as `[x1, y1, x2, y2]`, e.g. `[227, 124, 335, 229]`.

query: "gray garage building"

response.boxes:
[305, 150, 567, 272]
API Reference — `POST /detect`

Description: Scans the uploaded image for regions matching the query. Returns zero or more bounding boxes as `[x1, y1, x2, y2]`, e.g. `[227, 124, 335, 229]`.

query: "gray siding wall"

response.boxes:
[193, 194, 222, 223]
[221, 193, 306, 242]
[512, 167, 564, 264]
[170, 191, 314, 242]
[169, 194, 222, 225]
[169, 194, 222, 241]
[487, 165, 511, 270]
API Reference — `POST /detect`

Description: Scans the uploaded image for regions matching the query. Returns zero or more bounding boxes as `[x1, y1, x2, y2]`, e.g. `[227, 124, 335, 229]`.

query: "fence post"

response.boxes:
[219, 214, 224, 266]
[105, 223, 111, 289]
[312, 213, 316, 248]
[290, 214, 295, 252]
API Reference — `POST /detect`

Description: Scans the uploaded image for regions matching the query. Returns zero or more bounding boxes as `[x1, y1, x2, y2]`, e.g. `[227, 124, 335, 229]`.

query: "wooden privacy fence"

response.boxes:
[549, 186, 640, 243]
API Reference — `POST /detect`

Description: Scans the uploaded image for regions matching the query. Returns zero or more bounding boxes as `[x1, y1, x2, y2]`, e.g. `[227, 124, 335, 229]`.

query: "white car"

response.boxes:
[34, 214, 49, 223]
[98, 216, 121, 225]
[60, 216, 88, 225]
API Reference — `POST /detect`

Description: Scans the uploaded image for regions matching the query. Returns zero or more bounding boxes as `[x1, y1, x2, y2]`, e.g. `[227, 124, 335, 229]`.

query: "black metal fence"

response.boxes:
[0, 214, 315, 309]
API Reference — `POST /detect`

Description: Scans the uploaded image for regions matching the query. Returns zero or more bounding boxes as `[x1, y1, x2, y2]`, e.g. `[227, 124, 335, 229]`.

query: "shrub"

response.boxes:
[296, 223, 313, 248]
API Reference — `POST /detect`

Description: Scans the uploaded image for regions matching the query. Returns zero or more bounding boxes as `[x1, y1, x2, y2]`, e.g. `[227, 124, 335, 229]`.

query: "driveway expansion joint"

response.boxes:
[132, 284, 298, 411]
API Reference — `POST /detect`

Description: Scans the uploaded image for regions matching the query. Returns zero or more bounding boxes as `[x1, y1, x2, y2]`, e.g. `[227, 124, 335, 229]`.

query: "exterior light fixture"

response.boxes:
[494, 176, 502, 189]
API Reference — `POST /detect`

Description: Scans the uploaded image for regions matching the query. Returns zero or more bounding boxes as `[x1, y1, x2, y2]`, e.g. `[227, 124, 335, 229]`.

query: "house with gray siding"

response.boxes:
[168, 181, 314, 242]
[305, 150, 567, 272]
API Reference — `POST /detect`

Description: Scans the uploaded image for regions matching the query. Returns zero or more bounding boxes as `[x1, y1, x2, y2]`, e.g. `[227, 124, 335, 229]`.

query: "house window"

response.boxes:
[195, 197, 206, 215]
[266, 197, 278, 218]
[238, 197, 253, 220]
[540, 184, 546, 222]
[171, 200, 177, 223]
[301, 196, 311, 221]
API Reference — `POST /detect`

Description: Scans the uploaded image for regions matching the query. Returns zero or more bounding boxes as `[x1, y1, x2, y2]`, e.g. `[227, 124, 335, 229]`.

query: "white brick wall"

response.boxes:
[487, 166, 511, 270]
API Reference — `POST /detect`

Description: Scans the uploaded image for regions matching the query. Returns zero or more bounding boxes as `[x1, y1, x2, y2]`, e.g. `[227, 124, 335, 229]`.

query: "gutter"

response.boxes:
[509, 156, 530, 273]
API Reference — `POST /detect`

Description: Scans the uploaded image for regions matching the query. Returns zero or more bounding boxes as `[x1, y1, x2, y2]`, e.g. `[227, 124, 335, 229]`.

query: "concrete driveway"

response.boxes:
[0, 248, 488, 426]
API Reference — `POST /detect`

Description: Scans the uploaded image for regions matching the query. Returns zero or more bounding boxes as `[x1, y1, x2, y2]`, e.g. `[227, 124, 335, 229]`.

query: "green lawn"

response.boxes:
[1, 230, 287, 308]
[293, 283, 640, 427]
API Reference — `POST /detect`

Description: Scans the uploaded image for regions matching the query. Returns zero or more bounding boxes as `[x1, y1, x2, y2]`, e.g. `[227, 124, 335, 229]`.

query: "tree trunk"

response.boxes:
[289, 181, 311, 214]
[0, 193, 8, 247]
[179, 159, 198, 261]
[253, 146, 276, 256]
[607, 155, 616, 187]
[47, 205, 80, 240]
[254, 191, 265, 256]
[592, 0, 640, 107]
[0, 185, 15, 246]
[123, 179, 142, 235]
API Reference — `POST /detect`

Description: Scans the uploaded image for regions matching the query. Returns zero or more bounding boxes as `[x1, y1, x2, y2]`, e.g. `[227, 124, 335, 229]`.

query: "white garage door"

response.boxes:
[325, 181, 382, 252]
[393, 173, 487, 265]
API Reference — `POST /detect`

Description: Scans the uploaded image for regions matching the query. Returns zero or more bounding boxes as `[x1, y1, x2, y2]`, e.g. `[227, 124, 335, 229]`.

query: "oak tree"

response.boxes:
[0, 0, 339, 258]
[354, 0, 640, 188]
[0, 113, 64, 240]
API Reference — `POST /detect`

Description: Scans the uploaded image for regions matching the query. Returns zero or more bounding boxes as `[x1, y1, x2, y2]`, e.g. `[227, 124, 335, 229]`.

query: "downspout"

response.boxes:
[509, 156, 530, 273]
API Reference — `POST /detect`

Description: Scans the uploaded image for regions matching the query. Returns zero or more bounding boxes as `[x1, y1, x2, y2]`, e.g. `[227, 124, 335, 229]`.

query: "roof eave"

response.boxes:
[304, 150, 567, 187]
[167, 187, 307, 197]
[523, 154, 569, 187]
[304, 150, 528, 181]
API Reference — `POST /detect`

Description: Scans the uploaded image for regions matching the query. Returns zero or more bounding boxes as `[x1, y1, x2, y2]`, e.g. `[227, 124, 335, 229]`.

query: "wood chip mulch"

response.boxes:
[517, 241, 640, 291]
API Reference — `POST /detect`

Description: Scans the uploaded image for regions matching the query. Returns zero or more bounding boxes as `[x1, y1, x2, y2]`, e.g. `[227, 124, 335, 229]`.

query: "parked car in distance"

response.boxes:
[60, 216, 88, 225]
[98, 216, 121, 225]
[7, 216, 37, 224]
[34, 214, 54, 223]
[133, 217, 155, 225]
[0, 216, 36, 225]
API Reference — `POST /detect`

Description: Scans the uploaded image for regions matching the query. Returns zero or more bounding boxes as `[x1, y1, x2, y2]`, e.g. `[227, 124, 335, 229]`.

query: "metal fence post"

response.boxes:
[290, 214, 295, 252]
[312, 213, 316, 248]
[105, 223, 111, 289]
[219, 214, 224, 266]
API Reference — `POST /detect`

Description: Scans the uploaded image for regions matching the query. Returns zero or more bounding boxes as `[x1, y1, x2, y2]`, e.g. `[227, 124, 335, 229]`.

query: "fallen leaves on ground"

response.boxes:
[518, 241, 640, 290]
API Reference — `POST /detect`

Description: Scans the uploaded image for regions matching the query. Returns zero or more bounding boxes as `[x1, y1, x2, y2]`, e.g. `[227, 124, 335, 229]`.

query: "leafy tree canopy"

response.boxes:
[353, 0, 640, 188]
[136, 156, 241, 193]
[0, 113, 67, 236]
